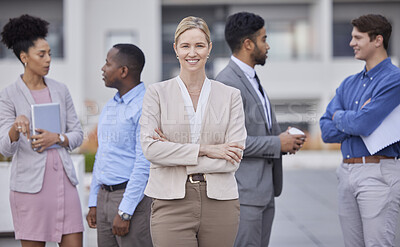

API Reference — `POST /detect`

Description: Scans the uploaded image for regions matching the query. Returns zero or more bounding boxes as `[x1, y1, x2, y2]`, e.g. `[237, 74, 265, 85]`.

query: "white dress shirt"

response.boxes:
[231, 55, 272, 129]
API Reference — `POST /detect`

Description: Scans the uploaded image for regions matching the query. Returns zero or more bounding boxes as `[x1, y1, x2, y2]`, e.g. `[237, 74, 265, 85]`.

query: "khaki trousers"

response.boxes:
[97, 188, 153, 247]
[150, 181, 240, 247]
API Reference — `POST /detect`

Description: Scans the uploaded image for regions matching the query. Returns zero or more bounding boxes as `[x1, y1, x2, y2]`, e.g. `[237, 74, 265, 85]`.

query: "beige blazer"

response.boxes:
[0, 76, 83, 193]
[140, 77, 247, 200]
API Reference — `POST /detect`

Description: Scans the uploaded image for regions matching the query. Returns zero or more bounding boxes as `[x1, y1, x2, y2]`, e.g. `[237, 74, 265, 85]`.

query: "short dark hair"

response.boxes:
[224, 12, 264, 53]
[113, 43, 145, 76]
[351, 14, 392, 50]
[1, 14, 49, 62]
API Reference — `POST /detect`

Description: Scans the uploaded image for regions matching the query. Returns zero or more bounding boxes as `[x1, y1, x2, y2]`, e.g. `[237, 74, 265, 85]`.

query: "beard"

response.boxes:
[252, 44, 266, 66]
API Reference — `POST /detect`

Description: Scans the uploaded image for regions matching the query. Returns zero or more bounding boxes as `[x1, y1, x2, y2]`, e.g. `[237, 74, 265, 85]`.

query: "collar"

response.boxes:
[113, 82, 144, 104]
[362, 57, 391, 80]
[231, 55, 256, 79]
[16, 74, 59, 106]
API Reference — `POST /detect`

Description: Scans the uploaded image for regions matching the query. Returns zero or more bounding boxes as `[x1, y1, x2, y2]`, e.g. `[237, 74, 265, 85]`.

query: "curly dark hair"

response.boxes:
[1, 14, 49, 62]
[225, 12, 264, 53]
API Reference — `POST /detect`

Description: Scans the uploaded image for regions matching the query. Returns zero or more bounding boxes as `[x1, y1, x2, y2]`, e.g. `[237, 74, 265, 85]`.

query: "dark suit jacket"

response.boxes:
[216, 59, 282, 206]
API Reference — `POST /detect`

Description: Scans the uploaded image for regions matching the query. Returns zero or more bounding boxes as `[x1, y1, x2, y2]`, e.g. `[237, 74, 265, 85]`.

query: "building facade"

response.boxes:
[0, 0, 399, 148]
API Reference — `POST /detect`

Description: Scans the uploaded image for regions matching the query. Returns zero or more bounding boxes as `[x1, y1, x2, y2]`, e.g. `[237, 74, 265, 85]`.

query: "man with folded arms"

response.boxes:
[320, 14, 400, 247]
[86, 44, 152, 247]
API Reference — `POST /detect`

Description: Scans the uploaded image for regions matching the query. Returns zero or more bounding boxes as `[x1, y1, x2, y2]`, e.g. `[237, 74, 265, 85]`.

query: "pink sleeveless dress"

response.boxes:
[9, 87, 84, 242]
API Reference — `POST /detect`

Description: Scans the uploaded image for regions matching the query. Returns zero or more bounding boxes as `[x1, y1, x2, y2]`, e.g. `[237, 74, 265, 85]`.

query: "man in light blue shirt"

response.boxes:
[87, 44, 152, 247]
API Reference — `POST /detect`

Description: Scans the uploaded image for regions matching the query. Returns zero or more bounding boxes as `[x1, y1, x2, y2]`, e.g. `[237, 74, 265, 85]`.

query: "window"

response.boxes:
[105, 31, 138, 54]
[333, 22, 353, 57]
[333, 20, 393, 57]
[161, 5, 229, 80]
[0, 19, 64, 59]
[267, 20, 312, 61]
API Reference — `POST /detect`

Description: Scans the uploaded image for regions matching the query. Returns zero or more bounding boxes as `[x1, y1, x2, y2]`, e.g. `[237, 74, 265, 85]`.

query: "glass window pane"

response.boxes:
[0, 19, 64, 59]
[267, 20, 312, 61]
[333, 22, 353, 57]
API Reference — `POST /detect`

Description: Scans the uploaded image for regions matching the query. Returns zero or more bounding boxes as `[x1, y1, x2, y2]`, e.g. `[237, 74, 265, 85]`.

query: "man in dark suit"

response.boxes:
[216, 12, 306, 247]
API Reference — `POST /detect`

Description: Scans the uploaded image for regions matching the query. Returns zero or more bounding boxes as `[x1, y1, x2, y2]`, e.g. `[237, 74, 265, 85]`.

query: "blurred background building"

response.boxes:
[1, 1, 400, 246]
[0, 0, 399, 150]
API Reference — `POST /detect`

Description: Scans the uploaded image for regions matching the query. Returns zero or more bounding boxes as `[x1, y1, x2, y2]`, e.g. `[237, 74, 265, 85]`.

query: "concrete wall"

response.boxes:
[83, 0, 161, 123]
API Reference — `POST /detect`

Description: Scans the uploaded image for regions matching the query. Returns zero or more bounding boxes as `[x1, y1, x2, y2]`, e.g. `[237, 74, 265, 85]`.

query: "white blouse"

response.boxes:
[231, 55, 272, 129]
[176, 76, 211, 144]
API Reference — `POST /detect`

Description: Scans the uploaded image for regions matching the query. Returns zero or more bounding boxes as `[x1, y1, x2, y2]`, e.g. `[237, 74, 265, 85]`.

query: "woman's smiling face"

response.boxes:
[174, 28, 212, 73]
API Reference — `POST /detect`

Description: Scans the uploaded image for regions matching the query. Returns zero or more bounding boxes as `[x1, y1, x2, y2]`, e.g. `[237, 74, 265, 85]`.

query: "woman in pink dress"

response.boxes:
[0, 15, 84, 247]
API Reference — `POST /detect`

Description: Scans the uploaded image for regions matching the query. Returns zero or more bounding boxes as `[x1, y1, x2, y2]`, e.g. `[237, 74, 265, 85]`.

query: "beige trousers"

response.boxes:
[150, 181, 240, 247]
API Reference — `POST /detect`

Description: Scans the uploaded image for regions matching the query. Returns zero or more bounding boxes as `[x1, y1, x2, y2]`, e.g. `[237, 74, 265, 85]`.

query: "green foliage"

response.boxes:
[85, 153, 96, 173]
[1, 152, 96, 172]
[0, 154, 12, 162]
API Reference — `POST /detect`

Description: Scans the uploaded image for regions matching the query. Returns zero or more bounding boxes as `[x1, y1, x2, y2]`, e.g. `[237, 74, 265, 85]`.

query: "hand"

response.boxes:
[199, 143, 244, 164]
[152, 128, 168, 142]
[279, 130, 306, 154]
[86, 207, 97, 229]
[112, 214, 130, 236]
[10, 115, 31, 142]
[361, 98, 371, 109]
[30, 128, 59, 153]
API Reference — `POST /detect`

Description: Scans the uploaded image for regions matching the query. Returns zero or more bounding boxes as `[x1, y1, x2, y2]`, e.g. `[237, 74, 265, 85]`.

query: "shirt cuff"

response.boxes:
[88, 194, 97, 208]
[119, 194, 145, 215]
[333, 110, 346, 133]
[88, 185, 99, 208]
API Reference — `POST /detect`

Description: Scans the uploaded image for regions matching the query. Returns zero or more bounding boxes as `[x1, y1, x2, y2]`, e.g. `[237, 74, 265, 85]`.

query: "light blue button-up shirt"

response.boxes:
[88, 82, 150, 215]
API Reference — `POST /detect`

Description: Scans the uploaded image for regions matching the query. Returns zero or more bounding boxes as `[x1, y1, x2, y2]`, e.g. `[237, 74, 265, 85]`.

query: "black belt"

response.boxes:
[101, 181, 128, 192]
[187, 173, 206, 183]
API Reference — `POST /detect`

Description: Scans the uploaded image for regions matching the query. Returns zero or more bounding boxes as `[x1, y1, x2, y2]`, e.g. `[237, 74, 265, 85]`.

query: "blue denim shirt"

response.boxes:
[88, 83, 150, 215]
[320, 58, 400, 159]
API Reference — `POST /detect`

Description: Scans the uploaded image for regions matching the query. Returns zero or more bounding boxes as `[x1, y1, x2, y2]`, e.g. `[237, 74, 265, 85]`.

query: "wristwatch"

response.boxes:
[58, 134, 65, 144]
[118, 210, 132, 221]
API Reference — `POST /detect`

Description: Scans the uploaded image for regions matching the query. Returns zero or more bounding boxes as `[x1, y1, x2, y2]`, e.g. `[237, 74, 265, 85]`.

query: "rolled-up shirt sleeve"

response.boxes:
[332, 82, 400, 137]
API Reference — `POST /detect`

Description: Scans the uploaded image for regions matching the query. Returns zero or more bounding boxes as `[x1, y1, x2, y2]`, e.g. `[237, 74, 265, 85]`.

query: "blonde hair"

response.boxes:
[174, 16, 211, 44]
